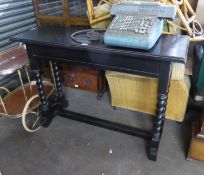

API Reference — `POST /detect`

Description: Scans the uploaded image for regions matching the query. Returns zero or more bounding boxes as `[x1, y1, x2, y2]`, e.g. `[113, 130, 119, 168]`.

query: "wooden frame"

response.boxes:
[161, 0, 204, 41]
[32, 0, 90, 26]
[86, 0, 112, 25]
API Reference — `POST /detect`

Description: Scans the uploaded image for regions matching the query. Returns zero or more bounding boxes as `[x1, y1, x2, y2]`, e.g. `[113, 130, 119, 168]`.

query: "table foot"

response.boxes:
[148, 139, 159, 161]
[40, 105, 56, 127]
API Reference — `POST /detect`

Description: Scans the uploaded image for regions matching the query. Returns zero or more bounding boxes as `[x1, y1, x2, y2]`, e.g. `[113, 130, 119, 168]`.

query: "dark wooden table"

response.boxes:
[11, 25, 189, 161]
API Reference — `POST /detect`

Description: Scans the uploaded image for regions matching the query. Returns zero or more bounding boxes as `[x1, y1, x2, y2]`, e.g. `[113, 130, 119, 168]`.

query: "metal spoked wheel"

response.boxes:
[22, 95, 41, 132]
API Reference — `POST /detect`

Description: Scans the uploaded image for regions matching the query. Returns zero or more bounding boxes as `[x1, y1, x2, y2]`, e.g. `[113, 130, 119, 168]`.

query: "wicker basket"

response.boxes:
[106, 65, 190, 122]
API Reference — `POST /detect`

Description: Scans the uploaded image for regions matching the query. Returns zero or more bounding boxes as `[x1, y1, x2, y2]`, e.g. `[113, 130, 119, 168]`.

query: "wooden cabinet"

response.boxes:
[62, 65, 105, 99]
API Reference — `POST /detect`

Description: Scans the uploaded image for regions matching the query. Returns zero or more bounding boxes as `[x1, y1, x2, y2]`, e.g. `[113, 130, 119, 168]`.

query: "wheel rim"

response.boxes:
[0, 87, 10, 94]
[22, 95, 41, 132]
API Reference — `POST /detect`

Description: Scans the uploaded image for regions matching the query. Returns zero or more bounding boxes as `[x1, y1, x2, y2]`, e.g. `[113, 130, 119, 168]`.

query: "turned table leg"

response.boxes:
[52, 61, 68, 108]
[148, 62, 172, 161]
[34, 69, 55, 127]
[35, 69, 48, 111]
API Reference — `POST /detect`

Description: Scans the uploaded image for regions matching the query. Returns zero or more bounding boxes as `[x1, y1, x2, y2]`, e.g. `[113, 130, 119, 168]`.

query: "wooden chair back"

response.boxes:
[32, 0, 90, 26]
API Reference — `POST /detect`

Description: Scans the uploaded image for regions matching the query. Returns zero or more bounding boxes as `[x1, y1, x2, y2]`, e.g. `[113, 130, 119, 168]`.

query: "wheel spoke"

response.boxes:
[32, 115, 40, 129]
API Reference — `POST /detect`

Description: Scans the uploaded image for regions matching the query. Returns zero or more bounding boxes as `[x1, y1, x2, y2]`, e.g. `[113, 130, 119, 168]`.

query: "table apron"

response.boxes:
[27, 44, 163, 78]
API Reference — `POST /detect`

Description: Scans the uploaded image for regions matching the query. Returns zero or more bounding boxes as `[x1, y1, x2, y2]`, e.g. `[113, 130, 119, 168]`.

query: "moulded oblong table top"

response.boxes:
[10, 25, 190, 64]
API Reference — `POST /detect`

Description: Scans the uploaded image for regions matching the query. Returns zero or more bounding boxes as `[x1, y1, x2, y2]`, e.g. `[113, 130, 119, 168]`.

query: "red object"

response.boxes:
[0, 46, 29, 75]
[62, 65, 105, 98]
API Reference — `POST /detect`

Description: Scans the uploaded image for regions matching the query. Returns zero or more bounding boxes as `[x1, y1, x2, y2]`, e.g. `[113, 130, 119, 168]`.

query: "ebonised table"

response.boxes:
[11, 25, 189, 161]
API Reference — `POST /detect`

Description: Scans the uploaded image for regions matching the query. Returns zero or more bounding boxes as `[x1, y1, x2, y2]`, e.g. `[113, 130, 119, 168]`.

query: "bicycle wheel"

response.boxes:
[22, 95, 41, 132]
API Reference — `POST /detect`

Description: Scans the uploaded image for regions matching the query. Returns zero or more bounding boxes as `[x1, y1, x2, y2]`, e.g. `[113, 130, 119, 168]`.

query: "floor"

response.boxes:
[0, 88, 204, 175]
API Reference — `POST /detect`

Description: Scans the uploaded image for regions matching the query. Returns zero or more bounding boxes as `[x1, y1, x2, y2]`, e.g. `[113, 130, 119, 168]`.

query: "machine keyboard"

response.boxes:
[109, 15, 157, 36]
